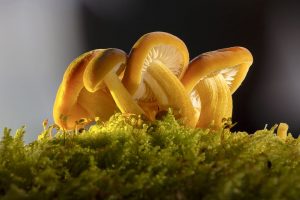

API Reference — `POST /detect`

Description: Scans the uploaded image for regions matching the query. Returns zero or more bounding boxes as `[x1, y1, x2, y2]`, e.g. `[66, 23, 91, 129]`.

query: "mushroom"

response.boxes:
[53, 50, 117, 130]
[122, 32, 199, 127]
[181, 47, 253, 128]
[83, 48, 145, 115]
[277, 123, 288, 141]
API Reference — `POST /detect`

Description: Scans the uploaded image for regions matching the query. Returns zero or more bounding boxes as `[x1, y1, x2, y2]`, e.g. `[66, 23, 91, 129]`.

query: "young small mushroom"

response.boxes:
[277, 123, 289, 141]
[53, 50, 117, 130]
[83, 48, 145, 116]
[123, 32, 199, 127]
[181, 47, 253, 128]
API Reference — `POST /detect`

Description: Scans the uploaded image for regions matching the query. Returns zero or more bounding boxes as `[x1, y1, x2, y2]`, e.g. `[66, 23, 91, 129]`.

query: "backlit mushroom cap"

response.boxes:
[182, 47, 253, 129]
[182, 46, 253, 94]
[123, 31, 189, 95]
[53, 50, 117, 130]
[123, 32, 198, 127]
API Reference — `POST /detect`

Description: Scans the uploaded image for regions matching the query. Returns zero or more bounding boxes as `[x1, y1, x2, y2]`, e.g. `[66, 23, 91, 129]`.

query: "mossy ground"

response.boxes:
[1, 113, 300, 200]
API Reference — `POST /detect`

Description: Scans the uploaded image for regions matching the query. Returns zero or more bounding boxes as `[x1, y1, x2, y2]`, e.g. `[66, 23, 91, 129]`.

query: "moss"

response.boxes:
[0, 112, 299, 199]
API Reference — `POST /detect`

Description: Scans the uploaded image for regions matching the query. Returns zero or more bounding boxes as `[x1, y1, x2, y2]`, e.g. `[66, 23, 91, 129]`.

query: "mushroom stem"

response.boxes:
[103, 71, 146, 115]
[194, 74, 232, 129]
[143, 73, 168, 105]
[77, 87, 117, 120]
[144, 60, 199, 127]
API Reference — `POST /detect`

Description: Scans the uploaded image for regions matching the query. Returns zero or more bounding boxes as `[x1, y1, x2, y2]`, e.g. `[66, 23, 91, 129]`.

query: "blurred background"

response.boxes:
[0, 0, 299, 142]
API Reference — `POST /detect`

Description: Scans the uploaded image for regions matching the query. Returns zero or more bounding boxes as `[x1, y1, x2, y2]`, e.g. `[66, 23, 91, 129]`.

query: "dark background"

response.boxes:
[0, 0, 299, 142]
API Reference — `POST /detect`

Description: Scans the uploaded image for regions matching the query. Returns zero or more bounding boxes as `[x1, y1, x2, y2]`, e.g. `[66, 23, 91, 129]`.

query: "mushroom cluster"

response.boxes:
[53, 32, 253, 130]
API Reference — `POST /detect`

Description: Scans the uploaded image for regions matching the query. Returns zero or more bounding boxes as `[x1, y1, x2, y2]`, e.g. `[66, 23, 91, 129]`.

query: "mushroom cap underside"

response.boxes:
[123, 31, 190, 95]
[182, 46, 253, 94]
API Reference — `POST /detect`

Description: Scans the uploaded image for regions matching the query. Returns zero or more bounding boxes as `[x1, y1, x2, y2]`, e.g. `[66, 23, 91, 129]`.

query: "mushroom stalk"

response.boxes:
[103, 70, 146, 115]
[194, 74, 232, 129]
[144, 60, 199, 127]
[77, 87, 117, 120]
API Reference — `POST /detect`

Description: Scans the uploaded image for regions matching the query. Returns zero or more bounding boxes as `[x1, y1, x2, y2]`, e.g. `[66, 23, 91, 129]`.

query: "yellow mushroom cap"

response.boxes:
[182, 46, 253, 94]
[83, 48, 126, 92]
[123, 31, 189, 95]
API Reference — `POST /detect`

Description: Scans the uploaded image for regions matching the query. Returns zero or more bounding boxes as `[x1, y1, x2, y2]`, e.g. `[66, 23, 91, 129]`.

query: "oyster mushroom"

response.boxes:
[53, 50, 117, 130]
[181, 47, 253, 128]
[123, 32, 199, 127]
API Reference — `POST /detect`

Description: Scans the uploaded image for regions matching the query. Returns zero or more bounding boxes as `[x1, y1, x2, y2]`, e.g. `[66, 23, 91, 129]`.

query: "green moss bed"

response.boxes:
[1, 113, 300, 200]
